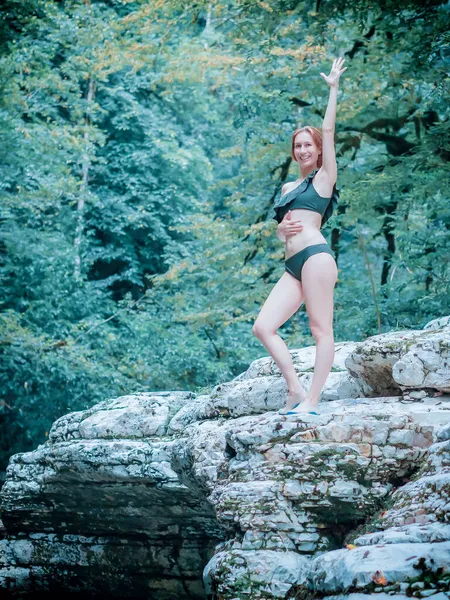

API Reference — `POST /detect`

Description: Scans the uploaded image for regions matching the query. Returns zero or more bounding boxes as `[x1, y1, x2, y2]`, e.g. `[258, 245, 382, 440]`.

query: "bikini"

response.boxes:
[272, 168, 339, 282]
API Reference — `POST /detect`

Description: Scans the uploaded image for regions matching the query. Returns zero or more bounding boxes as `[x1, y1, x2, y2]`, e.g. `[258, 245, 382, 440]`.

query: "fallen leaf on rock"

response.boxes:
[363, 551, 370, 558]
[346, 544, 356, 550]
[372, 571, 387, 585]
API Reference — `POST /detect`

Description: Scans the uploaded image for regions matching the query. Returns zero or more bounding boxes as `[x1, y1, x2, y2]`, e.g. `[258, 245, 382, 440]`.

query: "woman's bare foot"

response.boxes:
[286, 397, 319, 415]
[278, 388, 307, 415]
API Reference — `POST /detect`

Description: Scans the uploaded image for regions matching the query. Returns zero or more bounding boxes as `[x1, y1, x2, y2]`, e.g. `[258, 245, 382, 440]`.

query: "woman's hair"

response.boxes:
[291, 126, 323, 168]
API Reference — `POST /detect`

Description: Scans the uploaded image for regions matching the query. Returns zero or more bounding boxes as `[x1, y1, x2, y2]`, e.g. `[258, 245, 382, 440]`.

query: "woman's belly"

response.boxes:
[284, 209, 327, 259]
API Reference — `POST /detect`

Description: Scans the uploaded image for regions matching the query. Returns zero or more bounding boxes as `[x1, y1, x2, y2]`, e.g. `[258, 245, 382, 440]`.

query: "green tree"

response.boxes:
[1, 0, 449, 472]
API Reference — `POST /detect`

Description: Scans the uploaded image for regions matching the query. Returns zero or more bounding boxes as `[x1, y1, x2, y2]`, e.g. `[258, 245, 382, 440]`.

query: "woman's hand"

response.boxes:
[278, 211, 303, 238]
[320, 57, 347, 88]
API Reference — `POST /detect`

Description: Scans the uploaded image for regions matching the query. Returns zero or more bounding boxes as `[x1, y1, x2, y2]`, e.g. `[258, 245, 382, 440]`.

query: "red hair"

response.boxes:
[291, 126, 323, 168]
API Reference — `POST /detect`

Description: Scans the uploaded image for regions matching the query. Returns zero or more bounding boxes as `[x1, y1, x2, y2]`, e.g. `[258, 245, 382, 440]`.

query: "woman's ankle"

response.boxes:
[302, 396, 319, 406]
[288, 387, 307, 399]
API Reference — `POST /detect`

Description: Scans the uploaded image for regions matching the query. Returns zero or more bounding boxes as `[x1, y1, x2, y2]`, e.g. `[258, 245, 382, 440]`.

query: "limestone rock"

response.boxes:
[345, 327, 450, 396]
[2, 394, 449, 598]
[323, 596, 410, 600]
[203, 549, 309, 599]
[393, 331, 450, 393]
[308, 542, 450, 593]
[202, 371, 362, 420]
[354, 522, 450, 545]
[437, 421, 450, 441]
[317, 431, 450, 600]
[299, 371, 363, 402]
[0, 393, 224, 598]
[379, 439, 450, 528]
[1, 324, 450, 599]
[49, 391, 196, 442]
[198, 398, 449, 598]
[345, 330, 424, 396]
[424, 315, 450, 331]
[0, 533, 208, 599]
[242, 342, 358, 379]
[169, 347, 363, 426]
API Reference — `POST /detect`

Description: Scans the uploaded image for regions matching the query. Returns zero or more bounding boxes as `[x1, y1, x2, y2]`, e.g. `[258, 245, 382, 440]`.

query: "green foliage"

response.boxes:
[1, 0, 449, 471]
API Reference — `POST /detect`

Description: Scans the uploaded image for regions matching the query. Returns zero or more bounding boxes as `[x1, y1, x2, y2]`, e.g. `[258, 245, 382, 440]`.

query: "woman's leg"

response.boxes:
[252, 272, 306, 409]
[292, 253, 338, 411]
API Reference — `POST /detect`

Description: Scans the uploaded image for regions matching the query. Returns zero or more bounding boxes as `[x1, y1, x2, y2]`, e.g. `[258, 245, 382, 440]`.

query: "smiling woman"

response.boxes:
[292, 127, 322, 169]
[252, 56, 347, 416]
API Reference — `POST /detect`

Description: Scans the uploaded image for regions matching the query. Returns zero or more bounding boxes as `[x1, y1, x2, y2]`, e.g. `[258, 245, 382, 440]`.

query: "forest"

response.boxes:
[1, 0, 449, 472]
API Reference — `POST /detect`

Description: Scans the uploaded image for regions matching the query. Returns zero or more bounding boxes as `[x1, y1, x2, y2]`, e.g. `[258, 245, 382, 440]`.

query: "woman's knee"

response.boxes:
[309, 322, 333, 342]
[252, 320, 273, 340]
[252, 321, 264, 339]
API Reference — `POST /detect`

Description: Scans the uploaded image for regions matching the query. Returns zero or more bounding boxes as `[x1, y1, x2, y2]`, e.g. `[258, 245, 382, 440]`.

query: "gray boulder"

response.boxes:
[1, 327, 450, 599]
[393, 331, 450, 393]
[346, 326, 450, 396]
[424, 316, 450, 331]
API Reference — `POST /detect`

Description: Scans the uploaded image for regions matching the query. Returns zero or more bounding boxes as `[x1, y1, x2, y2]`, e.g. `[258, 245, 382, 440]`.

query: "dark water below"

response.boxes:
[0, 594, 152, 599]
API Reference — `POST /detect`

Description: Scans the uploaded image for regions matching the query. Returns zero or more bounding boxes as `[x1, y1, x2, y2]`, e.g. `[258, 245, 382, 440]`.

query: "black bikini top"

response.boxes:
[272, 168, 339, 226]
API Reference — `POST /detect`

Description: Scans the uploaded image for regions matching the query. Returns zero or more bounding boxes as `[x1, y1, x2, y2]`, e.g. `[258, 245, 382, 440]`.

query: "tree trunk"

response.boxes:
[380, 200, 397, 287]
[74, 76, 95, 281]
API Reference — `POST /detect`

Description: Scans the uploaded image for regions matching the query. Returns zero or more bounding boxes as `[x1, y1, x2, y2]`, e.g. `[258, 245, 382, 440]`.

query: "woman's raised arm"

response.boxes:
[319, 57, 347, 182]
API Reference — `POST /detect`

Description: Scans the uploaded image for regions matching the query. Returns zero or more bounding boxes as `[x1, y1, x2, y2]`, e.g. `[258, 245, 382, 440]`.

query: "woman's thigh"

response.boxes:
[254, 272, 304, 334]
[301, 254, 337, 331]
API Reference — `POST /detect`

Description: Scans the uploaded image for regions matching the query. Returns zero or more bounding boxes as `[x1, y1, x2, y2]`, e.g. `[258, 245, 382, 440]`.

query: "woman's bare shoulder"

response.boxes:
[281, 181, 297, 196]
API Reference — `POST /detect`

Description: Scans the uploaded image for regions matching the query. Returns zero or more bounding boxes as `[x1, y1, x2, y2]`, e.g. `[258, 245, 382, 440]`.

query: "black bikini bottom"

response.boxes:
[285, 243, 335, 282]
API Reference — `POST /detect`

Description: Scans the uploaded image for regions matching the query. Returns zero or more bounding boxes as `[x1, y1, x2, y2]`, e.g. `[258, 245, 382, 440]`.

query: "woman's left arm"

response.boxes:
[320, 57, 347, 183]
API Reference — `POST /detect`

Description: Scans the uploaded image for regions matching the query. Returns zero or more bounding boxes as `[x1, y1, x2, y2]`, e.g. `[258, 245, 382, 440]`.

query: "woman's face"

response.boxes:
[293, 131, 321, 168]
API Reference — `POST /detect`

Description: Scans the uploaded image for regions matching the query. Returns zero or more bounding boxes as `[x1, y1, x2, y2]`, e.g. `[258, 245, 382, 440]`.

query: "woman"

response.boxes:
[252, 57, 347, 415]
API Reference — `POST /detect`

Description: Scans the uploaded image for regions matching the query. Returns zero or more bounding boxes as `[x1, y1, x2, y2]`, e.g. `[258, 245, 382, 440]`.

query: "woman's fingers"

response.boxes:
[328, 56, 347, 80]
